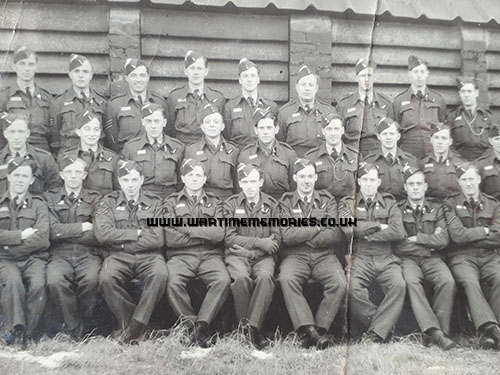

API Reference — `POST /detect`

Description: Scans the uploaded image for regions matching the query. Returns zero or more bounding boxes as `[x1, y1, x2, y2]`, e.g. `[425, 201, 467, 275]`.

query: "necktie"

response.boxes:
[190, 195, 198, 205]
[80, 91, 88, 104]
[15, 152, 21, 158]
[469, 198, 476, 210]
[138, 96, 144, 107]
[193, 89, 201, 100]
[305, 104, 312, 115]
[330, 148, 339, 161]
[417, 90, 424, 100]
[364, 96, 370, 106]
[366, 198, 372, 208]
[249, 202, 256, 210]
[415, 205, 421, 215]
[386, 153, 394, 166]
[66, 192, 77, 205]
[128, 200, 136, 210]
[247, 97, 255, 108]
[438, 156, 444, 164]
[26, 87, 32, 105]
[152, 139, 161, 151]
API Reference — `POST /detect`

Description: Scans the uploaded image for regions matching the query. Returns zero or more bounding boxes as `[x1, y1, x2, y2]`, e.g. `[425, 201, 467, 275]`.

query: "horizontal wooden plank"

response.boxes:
[0, 30, 109, 54]
[0, 53, 109, 75]
[148, 78, 288, 102]
[486, 27, 500, 52]
[0, 74, 110, 96]
[142, 37, 288, 62]
[141, 8, 288, 41]
[332, 19, 462, 50]
[485, 52, 500, 70]
[331, 66, 462, 87]
[486, 73, 500, 88]
[331, 45, 461, 69]
[1, 3, 109, 32]
[147, 58, 287, 82]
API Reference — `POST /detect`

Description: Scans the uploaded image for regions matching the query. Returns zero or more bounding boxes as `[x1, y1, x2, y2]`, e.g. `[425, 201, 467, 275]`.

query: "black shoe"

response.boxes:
[193, 321, 211, 348]
[303, 325, 322, 348]
[361, 330, 383, 344]
[479, 334, 496, 350]
[485, 324, 500, 350]
[246, 326, 263, 350]
[1, 326, 27, 347]
[429, 329, 457, 350]
[123, 319, 147, 345]
[68, 323, 85, 341]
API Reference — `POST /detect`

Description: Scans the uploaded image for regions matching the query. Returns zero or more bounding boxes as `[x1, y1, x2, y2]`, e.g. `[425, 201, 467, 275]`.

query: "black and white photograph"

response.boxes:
[1, 0, 500, 373]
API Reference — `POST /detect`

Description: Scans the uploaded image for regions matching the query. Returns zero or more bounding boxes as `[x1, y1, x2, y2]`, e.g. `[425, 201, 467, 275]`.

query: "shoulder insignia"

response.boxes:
[95, 201, 109, 216]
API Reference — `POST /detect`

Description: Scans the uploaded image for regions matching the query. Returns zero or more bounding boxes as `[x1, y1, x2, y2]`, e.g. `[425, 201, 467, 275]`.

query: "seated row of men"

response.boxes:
[2, 145, 500, 353]
[1, 46, 498, 167]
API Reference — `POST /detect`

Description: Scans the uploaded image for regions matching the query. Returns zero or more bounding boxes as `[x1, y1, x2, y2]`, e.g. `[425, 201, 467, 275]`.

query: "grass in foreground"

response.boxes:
[0, 329, 499, 375]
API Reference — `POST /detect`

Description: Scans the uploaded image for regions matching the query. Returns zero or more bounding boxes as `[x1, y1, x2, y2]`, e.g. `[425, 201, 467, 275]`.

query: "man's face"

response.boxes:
[358, 169, 381, 198]
[69, 60, 93, 90]
[200, 113, 224, 138]
[14, 55, 37, 82]
[293, 165, 317, 195]
[254, 118, 278, 145]
[239, 67, 260, 93]
[376, 124, 400, 149]
[458, 169, 481, 198]
[126, 65, 150, 94]
[181, 166, 206, 191]
[404, 172, 427, 201]
[184, 58, 208, 86]
[4, 120, 30, 151]
[119, 170, 144, 199]
[489, 135, 500, 154]
[430, 129, 452, 155]
[295, 75, 318, 103]
[75, 118, 101, 147]
[322, 119, 344, 146]
[60, 160, 87, 191]
[459, 83, 479, 108]
[239, 169, 263, 201]
[7, 165, 34, 195]
[356, 67, 374, 93]
[408, 64, 429, 89]
[142, 110, 166, 139]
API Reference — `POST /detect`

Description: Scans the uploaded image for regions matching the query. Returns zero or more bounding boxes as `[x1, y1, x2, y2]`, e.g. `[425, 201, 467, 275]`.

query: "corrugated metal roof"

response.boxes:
[126, 0, 500, 24]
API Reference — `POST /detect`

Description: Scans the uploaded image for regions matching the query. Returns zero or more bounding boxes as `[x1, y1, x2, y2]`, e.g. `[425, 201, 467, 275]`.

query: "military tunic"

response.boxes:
[392, 87, 447, 160]
[418, 152, 464, 199]
[0, 192, 49, 336]
[336, 92, 393, 156]
[50, 87, 107, 153]
[224, 192, 280, 329]
[94, 190, 167, 328]
[121, 134, 185, 198]
[166, 85, 225, 145]
[477, 149, 500, 201]
[105, 90, 167, 153]
[0, 144, 62, 195]
[277, 99, 336, 157]
[0, 84, 54, 152]
[163, 189, 230, 324]
[340, 192, 406, 340]
[305, 142, 360, 201]
[237, 140, 297, 200]
[184, 137, 239, 200]
[447, 106, 493, 161]
[277, 190, 346, 331]
[45, 188, 102, 331]
[59, 145, 119, 195]
[223, 95, 278, 147]
[395, 199, 455, 334]
[443, 192, 500, 329]
[365, 147, 417, 201]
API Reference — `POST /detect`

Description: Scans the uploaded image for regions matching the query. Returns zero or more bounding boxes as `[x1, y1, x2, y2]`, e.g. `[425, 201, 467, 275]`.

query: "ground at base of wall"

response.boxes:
[0, 330, 497, 375]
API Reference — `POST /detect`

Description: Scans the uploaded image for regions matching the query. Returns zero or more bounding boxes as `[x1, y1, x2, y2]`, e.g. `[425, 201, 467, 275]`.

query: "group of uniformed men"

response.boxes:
[1, 45, 500, 352]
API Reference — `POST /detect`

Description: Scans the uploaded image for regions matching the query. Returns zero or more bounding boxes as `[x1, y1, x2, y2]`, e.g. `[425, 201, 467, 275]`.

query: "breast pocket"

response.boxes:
[315, 162, 331, 189]
[285, 117, 302, 144]
[455, 208, 473, 228]
[89, 161, 115, 190]
[157, 153, 180, 184]
[270, 157, 290, 187]
[399, 106, 416, 129]
[117, 111, 140, 143]
[133, 152, 154, 178]
[424, 102, 441, 124]
[217, 157, 236, 187]
[200, 205, 216, 218]
[174, 102, 190, 130]
[6, 97, 27, 111]
[18, 209, 37, 228]
[77, 205, 93, 222]
[113, 209, 129, 228]
[344, 110, 361, 140]
[59, 105, 78, 135]
[476, 210, 493, 227]
[373, 208, 389, 224]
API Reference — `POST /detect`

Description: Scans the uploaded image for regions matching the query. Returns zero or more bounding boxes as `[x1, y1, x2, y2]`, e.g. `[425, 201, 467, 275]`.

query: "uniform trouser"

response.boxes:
[225, 255, 275, 329]
[99, 252, 168, 328]
[166, 252, 231, 324]
[448, 250, 500, 329]
[399, 128, 433, 160]
[349, 253, 406, 339]
[278, 250, 347, 331]
[401, 255, 456, 334]
[0, 256, 47, 336]
[47, 253, 102, 331]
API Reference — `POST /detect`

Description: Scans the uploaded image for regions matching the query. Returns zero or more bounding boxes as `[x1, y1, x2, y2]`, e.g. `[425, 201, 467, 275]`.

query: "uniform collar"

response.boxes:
[0, 191, 33, 206]
[357, 192, 387, 208]
[290, 190, 321, 208]
[177, 188, 209, 204]
[116, 190, 153, 208]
